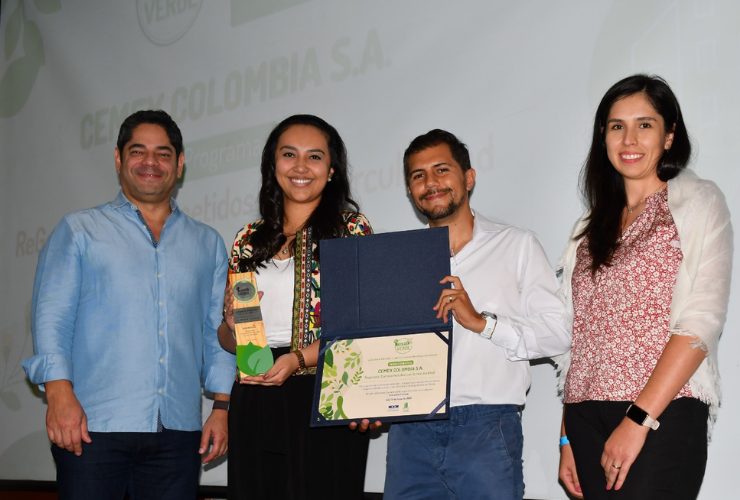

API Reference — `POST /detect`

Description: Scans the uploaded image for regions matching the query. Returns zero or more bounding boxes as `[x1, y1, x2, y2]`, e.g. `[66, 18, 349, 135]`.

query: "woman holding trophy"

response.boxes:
[219, 114, 373, 499]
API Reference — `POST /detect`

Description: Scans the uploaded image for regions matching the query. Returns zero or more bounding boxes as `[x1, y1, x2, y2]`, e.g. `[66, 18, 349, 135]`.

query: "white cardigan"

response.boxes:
[555, 169, 733, 435]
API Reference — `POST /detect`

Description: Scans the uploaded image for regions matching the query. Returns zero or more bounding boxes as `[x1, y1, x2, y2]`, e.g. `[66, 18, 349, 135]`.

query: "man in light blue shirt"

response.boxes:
[22, 110, 235, 500]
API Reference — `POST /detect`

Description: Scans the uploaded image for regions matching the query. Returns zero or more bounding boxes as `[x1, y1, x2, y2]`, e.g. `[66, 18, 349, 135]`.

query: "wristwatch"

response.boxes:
[625, 403, 660, 430]
[479, 311, 498, 339]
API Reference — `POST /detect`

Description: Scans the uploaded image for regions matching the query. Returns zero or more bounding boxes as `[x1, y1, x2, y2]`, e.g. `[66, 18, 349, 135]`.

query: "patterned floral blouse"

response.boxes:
[564, 188, 695, 403]
[229, 212, 373, 375]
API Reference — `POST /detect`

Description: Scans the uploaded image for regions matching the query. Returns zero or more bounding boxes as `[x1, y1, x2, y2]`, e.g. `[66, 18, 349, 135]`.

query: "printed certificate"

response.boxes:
[311, 330, 450, 426]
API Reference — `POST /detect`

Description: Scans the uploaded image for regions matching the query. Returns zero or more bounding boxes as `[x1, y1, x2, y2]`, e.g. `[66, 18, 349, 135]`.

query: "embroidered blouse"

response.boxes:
[564, 188, 695, 403]
[229, 212, 373, 374]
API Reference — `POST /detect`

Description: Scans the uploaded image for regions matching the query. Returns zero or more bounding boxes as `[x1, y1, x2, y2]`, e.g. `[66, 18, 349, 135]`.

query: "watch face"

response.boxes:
[626, 404, 649, 426]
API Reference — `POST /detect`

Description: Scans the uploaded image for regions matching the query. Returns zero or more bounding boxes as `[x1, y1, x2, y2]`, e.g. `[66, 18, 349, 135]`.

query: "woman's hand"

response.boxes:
[601, 418, 649, 491]
[239, 351, 299, 387]
[559, 443, 583, 499]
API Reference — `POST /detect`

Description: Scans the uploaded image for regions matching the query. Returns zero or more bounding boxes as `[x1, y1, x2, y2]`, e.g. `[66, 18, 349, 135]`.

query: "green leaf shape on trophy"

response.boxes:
[325, 347, 334, 368]
[33, 0, 62, 14]
[236, 343, 261, 374]
[246, 345, 274, 374]
[5, 3, 22, 60]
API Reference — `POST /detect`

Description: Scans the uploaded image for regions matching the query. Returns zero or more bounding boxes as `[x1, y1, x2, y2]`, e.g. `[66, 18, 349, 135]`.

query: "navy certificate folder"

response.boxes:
[310, 226, 453, 427]
[320, 226, 452, 338]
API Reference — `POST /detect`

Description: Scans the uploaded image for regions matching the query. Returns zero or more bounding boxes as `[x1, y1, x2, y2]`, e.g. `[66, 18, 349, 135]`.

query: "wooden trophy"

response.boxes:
[229, 271, 274, 378]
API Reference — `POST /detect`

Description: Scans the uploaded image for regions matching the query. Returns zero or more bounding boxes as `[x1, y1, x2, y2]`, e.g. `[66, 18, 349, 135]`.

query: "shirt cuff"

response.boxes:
[488, 316, 522, 355]
[203, 363, 237, 395]
[22, 353, 74, 390]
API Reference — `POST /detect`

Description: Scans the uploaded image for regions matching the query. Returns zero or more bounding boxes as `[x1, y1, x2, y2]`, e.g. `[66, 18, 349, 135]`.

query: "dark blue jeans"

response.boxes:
[52, 429, 201, 500]
[384, 404, 524, 500]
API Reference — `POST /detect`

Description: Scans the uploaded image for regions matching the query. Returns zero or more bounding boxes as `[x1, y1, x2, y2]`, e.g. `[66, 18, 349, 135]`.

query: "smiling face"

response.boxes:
[274, 125, 334, 210]
[114, 123, 184, 206]
[604, 93, 674, 183]
[407, 143, 475, 222]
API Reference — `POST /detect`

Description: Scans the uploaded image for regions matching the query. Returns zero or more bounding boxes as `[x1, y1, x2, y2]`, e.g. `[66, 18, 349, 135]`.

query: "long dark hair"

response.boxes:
[245, 114, 360, 270]
[578, 74, 691, 274]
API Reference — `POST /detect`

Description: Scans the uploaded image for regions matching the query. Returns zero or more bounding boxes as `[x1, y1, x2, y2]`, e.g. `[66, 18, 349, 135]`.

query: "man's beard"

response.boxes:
[416, 189, 464, 221]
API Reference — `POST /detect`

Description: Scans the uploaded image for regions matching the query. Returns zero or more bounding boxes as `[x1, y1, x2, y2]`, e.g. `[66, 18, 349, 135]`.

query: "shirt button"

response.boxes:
[159, 330, 163, 336]
[157, 274, 162, 278]
[158, 388, 163, 394]
[158, 302, 163, 306]
[159, 358, 164, 364]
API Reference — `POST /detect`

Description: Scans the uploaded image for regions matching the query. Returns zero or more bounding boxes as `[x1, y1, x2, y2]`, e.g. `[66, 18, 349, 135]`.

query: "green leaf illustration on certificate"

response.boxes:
[319, 340, 363, 420]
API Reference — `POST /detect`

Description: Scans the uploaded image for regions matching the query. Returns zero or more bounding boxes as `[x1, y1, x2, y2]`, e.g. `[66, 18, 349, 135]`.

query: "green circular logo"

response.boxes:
[233, 280, 256, 302]
[394, 338, 413, 354]
[136, 0, 202, 46]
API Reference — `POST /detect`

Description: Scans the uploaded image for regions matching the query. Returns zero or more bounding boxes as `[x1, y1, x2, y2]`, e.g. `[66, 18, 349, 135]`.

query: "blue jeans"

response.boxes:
[384, 404, 524, 500]
[52, 429, 201, 500]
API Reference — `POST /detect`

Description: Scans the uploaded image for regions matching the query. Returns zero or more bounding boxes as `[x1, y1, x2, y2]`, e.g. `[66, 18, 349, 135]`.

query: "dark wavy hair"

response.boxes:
[244, 114, 360, 270]
[117, 110, 183, 157]
[578, 74, 691, 274]
[403, 129, 472, 186]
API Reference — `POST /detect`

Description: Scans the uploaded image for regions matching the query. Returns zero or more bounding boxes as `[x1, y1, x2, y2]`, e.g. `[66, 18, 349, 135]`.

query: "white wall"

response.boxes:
[1, 1, 738, 498]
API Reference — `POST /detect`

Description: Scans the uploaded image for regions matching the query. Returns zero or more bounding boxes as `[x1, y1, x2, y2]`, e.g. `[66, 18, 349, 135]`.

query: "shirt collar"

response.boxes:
[111, 189, 179, 214]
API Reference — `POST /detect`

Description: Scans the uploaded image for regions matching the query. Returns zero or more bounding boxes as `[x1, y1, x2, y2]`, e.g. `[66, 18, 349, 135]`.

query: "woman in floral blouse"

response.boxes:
[218, 114, 373, 499]
[557, 75, 732, 499]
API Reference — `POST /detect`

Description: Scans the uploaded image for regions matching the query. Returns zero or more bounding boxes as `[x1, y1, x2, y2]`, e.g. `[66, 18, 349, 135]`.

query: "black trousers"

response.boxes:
[564, 398, 708, 500]
[227, 347, 369, 500]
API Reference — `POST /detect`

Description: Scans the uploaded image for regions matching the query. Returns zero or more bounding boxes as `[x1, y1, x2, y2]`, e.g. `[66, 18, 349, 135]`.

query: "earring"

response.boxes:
[328, 176, 332, 182]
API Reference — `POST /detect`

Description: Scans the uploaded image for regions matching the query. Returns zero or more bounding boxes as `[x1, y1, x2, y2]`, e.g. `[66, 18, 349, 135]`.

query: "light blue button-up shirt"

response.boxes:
[23, 191, 235, 432]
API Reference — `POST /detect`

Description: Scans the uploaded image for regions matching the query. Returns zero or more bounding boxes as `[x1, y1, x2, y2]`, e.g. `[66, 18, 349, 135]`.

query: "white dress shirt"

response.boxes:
[449, 211, 570, 407]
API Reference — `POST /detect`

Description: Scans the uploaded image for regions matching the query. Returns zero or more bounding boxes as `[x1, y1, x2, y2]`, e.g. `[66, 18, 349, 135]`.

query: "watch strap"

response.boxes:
[212, 400, 229, 411]
[479, 311, 498, 339]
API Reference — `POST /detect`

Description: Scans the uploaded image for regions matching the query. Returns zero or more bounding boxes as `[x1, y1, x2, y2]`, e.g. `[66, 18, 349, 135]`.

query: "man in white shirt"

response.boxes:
[382, 129, 571, 500]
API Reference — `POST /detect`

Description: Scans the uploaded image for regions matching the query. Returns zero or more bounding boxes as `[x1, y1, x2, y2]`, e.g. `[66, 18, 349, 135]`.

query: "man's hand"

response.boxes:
[45, 380, 91, 456]
[349, 419, 382, 432]
[433, 276, 486, 333]
[200, 403, 229, 464]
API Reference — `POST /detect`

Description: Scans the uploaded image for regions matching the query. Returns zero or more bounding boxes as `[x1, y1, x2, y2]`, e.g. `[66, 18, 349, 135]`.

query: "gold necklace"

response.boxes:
[626, 183, 666, 214]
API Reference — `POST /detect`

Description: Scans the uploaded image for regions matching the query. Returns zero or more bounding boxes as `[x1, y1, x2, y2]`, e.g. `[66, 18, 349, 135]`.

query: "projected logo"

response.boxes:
[230, 0, 312, 26]
[0, 0, 60, 118]
[137, 0, 202, 46]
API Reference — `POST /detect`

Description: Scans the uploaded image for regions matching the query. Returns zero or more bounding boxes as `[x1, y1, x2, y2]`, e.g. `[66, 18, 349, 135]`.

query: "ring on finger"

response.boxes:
[611, 464, 622, 470]
[448, 295, 453, 302]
